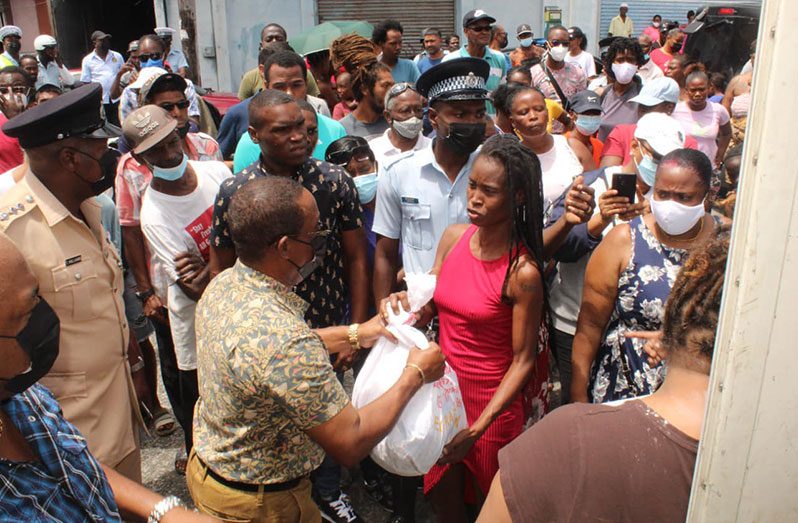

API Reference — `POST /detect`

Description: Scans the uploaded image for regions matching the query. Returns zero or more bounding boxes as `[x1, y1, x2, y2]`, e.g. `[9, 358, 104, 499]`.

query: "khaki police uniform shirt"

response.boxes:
[0, 170, 140, 467]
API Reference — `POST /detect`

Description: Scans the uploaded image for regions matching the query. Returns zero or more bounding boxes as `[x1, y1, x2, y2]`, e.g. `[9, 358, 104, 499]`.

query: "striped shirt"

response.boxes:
[0, 384, 121, 521]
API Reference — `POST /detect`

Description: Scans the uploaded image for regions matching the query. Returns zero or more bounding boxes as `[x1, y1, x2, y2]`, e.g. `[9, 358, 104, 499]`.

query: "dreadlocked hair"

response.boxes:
[330, 34, 388, 101]
[478, 134, 546, 304]
[660, 224, 731, 371]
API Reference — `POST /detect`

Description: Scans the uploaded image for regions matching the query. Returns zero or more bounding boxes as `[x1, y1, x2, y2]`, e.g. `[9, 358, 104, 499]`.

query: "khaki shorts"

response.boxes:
[186, 450, 320, 523]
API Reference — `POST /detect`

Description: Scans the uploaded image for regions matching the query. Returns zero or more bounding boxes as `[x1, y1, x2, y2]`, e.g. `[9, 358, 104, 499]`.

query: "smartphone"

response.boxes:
[612, 173, 637, 203]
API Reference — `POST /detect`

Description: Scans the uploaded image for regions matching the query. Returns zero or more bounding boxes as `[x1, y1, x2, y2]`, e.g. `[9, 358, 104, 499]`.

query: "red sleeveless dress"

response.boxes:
[424, 225, 549, 498]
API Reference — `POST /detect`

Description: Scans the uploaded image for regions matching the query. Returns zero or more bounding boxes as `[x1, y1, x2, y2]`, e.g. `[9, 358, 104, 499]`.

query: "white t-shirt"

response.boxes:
[538, 134, 584, 210]
[672, 101, 731, 169]
[368, 129, 432, 166]
[565, 50, 596, 78]
[140, 160, 232, 370]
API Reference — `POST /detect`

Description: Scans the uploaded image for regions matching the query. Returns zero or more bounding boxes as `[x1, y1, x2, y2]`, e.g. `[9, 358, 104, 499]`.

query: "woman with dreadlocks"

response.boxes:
[383, 134, 565, 519]
[571, 148, 723, 404]
[478, 224, 731, 523]
[330, 34, 394, 138]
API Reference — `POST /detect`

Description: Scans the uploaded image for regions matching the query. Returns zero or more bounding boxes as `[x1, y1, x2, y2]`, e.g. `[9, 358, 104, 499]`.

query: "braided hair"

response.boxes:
[478, 134, 546, 303]
[661, 225, 730, 371]
[330, 34, 389, 102]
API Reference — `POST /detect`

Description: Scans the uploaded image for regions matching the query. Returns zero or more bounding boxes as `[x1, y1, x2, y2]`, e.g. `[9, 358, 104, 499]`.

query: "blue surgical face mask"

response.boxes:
[634, 152, 658, 187]
[353, 172, 378, 205]
[576, 115, 601, 136]
[643, 53, 650, 63]
[519, 37, 534, 48]
[152, 153, 188, 181]
[141, 58, 164, 69]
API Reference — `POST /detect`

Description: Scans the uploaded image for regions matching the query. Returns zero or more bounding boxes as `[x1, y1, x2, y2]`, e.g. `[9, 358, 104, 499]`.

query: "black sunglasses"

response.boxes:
[138, 52, 163, 62]
[158, 99, 190, 112]
[326, 144, 372, 166]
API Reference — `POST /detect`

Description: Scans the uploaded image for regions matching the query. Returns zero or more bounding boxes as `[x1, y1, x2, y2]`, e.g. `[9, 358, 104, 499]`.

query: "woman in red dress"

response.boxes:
[385, 135, 592, 520]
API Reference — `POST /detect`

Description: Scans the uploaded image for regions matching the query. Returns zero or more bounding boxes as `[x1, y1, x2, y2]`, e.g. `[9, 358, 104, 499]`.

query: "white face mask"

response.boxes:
[392, 116, 423, 139]
[650, 197, 705, 235]
[612, 62, 639, 84]
[549, 45, 568, 62]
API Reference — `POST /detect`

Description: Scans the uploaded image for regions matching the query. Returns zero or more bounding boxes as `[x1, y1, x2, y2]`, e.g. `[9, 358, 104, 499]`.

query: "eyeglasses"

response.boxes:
[386, 82, 418, 101]
[138, 52, 163, 62]
[287, 229, 330, 249]
[0, 86, 29, 96]
[158, 99, 190, 111]
[326, 144, 372, 166]
[468, 25, 492, 33]
[548, 40, 568, 47]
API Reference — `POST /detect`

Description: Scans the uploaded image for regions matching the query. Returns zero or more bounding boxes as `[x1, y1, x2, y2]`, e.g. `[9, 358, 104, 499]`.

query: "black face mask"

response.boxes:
[71, 147, 121, 195]
[5, 41, 20, 54]
[442, 121, 486, 155]
[177, 122, 190, 138]
[0, 297, 60, 395]
[671, 41, 683, 53]
[286, 231, 329, 281]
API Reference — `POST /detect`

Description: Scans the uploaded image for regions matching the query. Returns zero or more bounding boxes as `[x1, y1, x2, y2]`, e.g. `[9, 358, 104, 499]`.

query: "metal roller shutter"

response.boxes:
[599, 0, 755, 39]
[317, 0, 456, 59]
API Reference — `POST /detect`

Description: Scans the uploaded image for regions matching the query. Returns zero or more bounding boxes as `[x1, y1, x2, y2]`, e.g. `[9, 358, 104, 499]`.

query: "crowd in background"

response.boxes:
[0, 4, 754, 522]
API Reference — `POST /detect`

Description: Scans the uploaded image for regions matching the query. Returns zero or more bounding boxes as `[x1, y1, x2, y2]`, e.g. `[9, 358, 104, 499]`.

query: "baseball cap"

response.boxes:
[630, 77, 681, 106]
[123, 105, 178, 154]
[634, 113, 687, 156]
[130, 67, 168, 90]
[516, 24, 533, 38]
[91, 30, 111, 41]
[34, 34, 57, 51]
[570, 90, 602, 113]
[620, 3, 629, 8]
[139, 71, 188, 103]
[463, 9, 496, 28]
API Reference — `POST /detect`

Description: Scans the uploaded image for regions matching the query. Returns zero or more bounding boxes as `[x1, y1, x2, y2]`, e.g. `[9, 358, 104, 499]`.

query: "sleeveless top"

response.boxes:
[536, 134, 584, 208]
[589, 216, 713, 403]
[427, 224, 526, 497]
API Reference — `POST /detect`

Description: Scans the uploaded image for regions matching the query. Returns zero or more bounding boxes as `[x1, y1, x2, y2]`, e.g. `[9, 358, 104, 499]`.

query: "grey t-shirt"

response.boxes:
[598, 79, 642, 142]
[339, 113, 390, 139]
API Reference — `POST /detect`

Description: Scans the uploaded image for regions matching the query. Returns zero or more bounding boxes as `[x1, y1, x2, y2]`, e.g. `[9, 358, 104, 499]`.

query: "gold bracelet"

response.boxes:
[405, 363, 425, 385]
[348, 323, 360, 351]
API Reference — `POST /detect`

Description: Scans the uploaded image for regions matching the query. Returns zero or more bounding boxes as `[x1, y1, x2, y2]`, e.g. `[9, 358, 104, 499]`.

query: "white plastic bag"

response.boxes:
[351, 273, 468, 476]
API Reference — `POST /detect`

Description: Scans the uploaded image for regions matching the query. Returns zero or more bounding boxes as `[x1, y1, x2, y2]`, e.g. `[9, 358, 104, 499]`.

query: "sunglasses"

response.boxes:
[327, 144, 372, 166]
[387, 82, 418, 100]
[549, 40, 569, 47]
[287, 229, 331, 250]
[158, 99, 190, 111]
[138, 52, 163, 62]
[468, 25, 493, 33]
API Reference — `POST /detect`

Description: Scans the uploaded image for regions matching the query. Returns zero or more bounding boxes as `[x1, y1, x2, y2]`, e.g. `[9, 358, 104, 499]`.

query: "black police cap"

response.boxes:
[2, 83, 121, 149]
[416, 57, 490, 105]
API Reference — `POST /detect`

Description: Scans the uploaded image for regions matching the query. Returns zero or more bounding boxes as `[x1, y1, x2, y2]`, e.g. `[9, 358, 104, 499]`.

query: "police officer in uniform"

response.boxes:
[0, 82, 143, 480]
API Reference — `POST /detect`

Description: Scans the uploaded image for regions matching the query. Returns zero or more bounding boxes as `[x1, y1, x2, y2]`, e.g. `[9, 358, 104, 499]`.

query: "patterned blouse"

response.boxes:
[192, 261, 349, 483]
[210, 157, 363, 327]
[590, 217, 688, 403]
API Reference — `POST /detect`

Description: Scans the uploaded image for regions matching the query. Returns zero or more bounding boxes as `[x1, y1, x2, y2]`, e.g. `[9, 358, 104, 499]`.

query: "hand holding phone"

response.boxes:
[611, 173, 637, 203]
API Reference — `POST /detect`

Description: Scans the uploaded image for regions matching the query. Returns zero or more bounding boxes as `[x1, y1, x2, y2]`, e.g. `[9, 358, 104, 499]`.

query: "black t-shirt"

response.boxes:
[211, 157, 363, 327]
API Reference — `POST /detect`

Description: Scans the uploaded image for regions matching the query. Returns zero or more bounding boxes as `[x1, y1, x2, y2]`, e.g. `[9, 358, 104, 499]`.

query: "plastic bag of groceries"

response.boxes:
[352, 273, 467, 477]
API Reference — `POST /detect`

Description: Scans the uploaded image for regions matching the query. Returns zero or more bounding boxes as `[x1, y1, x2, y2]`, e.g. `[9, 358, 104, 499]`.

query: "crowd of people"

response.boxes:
[0, 4, 752, 522]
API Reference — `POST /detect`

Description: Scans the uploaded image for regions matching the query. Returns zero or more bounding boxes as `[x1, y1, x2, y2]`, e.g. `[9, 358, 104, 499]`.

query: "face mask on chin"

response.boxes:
[0, 297, 60, 395]
[285, 233, 328, 282]
[151, 153, 189, 181]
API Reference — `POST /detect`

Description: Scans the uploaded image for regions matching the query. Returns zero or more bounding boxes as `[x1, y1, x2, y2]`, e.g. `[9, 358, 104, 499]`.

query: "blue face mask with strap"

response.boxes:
[519, 37, 534, 47]
[576, 115, 602, 136]
[152, 153, 188, 181]
[353, 172, 378, 204]
[141, 58, 164, 69]
[635, 152, 659, 188]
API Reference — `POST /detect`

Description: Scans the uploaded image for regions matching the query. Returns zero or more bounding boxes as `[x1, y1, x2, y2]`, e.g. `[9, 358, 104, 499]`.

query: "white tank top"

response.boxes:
[536, 134, 584, 207]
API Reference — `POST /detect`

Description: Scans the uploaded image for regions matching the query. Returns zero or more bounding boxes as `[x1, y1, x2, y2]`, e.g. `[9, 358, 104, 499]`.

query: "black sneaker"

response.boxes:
[315, 491, 361, 523]
[363, 474, 395, 511]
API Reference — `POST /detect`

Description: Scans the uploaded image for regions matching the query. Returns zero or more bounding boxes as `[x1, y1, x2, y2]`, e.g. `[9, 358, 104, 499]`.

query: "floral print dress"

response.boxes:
[590, 217, 688, 403]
